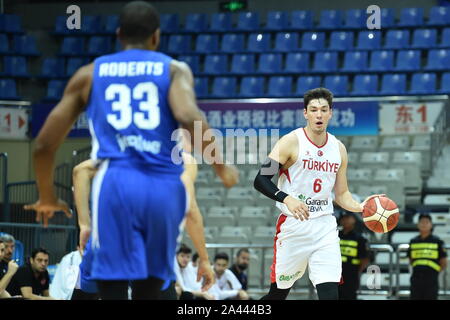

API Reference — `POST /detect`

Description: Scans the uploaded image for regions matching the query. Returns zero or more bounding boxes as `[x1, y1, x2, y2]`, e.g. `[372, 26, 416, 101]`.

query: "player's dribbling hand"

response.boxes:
[23, 198, 72, 227]
[360, 194, 386, 212]
[197, 258, 215, 291]
[283, 195, 310, 221]
[215, 164, 239, 188]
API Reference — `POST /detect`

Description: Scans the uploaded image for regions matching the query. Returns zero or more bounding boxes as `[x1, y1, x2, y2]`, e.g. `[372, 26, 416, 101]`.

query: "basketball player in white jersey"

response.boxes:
[254, 88, 382, 300]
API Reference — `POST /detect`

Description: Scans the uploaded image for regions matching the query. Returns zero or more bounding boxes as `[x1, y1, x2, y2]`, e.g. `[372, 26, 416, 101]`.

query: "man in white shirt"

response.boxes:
[211, 252, 249, 300]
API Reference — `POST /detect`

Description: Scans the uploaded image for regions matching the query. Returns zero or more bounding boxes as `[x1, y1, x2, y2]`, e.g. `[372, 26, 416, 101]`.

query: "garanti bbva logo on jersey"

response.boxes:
[279, 271, 301, 282]
[298, 194, 328, 213]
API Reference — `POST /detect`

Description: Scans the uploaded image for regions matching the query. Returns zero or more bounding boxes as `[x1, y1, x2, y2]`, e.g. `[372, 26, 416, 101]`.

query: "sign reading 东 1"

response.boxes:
[379, 102, 444, 134]
[0, 106, 28, 140]
[198, 101, 379, 136]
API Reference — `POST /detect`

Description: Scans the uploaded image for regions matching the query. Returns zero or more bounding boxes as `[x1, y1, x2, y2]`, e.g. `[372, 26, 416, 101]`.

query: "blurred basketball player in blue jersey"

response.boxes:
[25, 1, 238, 300]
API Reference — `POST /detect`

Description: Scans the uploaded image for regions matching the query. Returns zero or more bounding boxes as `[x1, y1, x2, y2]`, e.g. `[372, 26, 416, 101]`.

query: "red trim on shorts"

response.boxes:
[270, 214, 288, 283]
[302, 128, 328, 149]
[339, 275, 344, 285]
[279, 168, 291, 184]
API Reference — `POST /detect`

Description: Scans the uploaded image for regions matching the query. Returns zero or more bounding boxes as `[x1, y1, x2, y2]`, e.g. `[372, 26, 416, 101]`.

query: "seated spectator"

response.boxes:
[211, 252, 249, 300]
[229, 248, 250, 290]
[7, 248, 55, 300]
[0, 239, 19, 298]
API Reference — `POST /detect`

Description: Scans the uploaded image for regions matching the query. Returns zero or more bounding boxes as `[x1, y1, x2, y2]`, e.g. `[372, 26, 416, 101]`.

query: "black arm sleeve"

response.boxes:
[253, 157, 289, 203]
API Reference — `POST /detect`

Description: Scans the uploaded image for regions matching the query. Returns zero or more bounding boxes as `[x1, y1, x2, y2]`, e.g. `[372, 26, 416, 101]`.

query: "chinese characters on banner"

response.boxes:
[0, 107, 28, 140]
[379, 102, 444, 134]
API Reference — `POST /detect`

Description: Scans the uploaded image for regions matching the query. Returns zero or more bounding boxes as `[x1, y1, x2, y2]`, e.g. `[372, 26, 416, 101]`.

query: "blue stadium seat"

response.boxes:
[240, 76, 265, 97]
[439, 72, 450, 93]
[40, 57, 66, 78]
[380, 74, 407, 95]
[428, 6, 450, 26]
[399, 8, 424, 27]
[425, 49, 450, 70]
[369, 50, 394, 71]
[341, 51, 368, 72]
[54, 16, 69, 34]
[257, 53, 282, 74]
[284, 52, 310, 73]
[185, 13, 208, 32]
[114, 38, 121, 52]
[60, 37, 85, 55]
[384, 30, 410, 49]
[103, 15, 119, 34]
[267, 76, 293, 97]
[3, 56, 29, 77]
[160, 14, 179, 33]
[210, 13, 232, 32]
[0, 79, 19, 100]
[312, 52, 338, 73]
[351, 74, 379, 96]
[12, 240, 24, 266]
[266, 11, 289, 30]
[0, 33, 10, 54]
[194, 77, 209, 98]
[324, 75, 348, 96]
[87, 36, 111, 55]
[296, 76, 321, 95]
[318, 10, 343, 29]
[66, 57, 89, 77]
[409, 73, 437, 94]
[221, 34, 245, 53]
[441, 28, 450, 47]
[357, 31, 381, 50]
[237, 12, 259, 31]
[203, 54, 228, 75]
[411, 29, 437, 48]
[344, 9, 366, 29]
[274, 32, 299, 52]
[212, 77, 237, 98]
[381, 8, 395, 28]
[167, 35, 191, 53]
[158, 35, 168, 53]
[2, 14, 22, 33]
[45, 80, 66, 101]
[329, 31, 354, 51]
[247, 33, 271, 52]
[177, 55, 200, 74]
[301, 32, 325, 51]
[13, 35, 39, 55]
[395, 50, 421, 71]
[290, 11, 313, 29]
[81, 16, 102, 34]
[231, 54, 255, 74]
[195, 34, 219, 53]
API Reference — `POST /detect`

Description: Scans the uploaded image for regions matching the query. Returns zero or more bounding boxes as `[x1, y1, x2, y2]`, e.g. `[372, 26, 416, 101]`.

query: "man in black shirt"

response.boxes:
[8, 248, 55, 300]
[0, 240, 19, 298]
[229, 248, 250, 291]
[408, 214, 447, 300]
[338, 212, 370, 300]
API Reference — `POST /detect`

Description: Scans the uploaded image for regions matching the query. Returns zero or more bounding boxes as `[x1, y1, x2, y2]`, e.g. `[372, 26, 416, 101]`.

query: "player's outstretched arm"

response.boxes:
[254, 133, 309, 220]
[168, 61, 238, 188]
[73, 159, 97, 252]
[334, 141, 384, 213]
[181, 152, 215, 291]
[24, 64, 93, 227]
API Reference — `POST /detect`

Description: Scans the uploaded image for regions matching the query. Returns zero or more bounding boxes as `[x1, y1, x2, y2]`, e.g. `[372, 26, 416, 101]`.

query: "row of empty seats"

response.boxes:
[0, 14, 23, 34]
[0, 34, 40, 56]
[164, 29, 450, 54]
[194, 73, 450, 98]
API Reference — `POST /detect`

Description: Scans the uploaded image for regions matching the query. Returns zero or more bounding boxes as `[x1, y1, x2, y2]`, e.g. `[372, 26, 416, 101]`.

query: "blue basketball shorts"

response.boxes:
[79, 238, 98, 293]
[89, 159, 187, 282]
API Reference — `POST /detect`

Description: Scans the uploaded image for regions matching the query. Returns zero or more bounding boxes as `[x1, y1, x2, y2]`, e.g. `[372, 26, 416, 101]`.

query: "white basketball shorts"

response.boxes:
[270, 213, 342, 289]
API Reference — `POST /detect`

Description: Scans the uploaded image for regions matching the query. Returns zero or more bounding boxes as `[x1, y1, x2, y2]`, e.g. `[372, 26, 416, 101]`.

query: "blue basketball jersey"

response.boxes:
[86, 49, 182, 175]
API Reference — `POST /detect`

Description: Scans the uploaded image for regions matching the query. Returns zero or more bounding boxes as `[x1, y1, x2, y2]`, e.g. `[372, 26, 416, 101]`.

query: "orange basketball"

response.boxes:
[362, 196, 399, 233]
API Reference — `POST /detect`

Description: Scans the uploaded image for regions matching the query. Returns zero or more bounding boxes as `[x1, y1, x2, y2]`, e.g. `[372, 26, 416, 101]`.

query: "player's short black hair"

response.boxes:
[214, 252, 229, 262]
[303, 87, 333, 110]
[236, 248, 249, 257]
[31, 248, 49, 259]
[119, 1, 160, 43]
[177, 243, 192, 255]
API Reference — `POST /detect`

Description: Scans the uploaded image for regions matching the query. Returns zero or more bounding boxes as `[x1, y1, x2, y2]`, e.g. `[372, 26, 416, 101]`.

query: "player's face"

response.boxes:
[3, 241, 14, 262]
[214, 258, 228, 276]
[304, 98, 332, 134]
[418, 218, 432, 233]
[177, 252, 191, 268]
[30, 253, 49, 273]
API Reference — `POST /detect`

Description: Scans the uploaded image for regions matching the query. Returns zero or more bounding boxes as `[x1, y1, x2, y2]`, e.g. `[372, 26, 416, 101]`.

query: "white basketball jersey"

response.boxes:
[275, 128, 342, 219]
